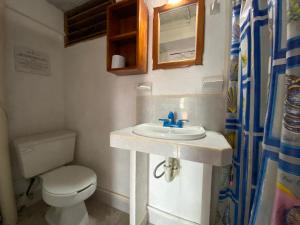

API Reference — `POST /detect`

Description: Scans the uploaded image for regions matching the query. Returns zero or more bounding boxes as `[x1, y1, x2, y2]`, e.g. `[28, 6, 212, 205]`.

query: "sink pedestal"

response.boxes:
[129, 150, 213, 225]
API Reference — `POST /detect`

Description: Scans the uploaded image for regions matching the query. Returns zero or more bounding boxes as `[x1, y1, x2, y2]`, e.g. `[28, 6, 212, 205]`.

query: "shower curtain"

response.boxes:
[216, 0, 300, 225]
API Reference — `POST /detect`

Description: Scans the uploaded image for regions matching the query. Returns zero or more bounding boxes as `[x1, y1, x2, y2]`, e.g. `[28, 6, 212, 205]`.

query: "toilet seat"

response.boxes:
[40, 165, 97, 207]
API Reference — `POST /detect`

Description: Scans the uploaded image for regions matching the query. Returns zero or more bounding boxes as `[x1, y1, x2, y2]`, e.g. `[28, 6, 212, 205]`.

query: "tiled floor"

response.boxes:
[17, 197, 129, 225]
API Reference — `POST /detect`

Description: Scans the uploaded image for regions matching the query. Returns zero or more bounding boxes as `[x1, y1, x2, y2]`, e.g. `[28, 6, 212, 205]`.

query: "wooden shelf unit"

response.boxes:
[107, 0, 148, 75]
[110, 31, 137, 41]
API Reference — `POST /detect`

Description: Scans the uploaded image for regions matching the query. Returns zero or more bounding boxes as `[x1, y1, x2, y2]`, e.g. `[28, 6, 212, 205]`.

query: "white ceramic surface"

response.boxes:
[45, 202, 89, 225]
[110, 127, 232, 166]
[132, 123, 206, 140]
[14, 130, 76, 179]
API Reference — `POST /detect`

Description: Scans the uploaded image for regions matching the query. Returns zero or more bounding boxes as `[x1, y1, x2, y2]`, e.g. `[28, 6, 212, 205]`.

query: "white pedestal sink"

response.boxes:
[110, 124, 232, 225]
[133, 123, 206, 140]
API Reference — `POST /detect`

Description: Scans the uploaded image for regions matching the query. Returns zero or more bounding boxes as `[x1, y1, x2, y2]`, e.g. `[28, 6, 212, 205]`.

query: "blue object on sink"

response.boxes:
[158, 118, 170, 127]
[176, 119, 189, 128]
[159, 112, 189, 128]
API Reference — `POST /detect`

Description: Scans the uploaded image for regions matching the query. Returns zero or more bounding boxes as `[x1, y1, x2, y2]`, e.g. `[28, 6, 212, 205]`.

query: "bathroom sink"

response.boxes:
[132, 123, 206, 140]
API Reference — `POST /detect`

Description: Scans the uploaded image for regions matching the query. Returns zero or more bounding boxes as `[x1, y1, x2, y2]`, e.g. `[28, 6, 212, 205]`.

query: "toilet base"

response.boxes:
[45, 202, 89, 225]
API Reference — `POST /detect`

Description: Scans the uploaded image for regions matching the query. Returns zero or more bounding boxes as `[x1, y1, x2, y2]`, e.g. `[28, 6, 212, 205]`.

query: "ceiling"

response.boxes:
[46, 0, 92, 12]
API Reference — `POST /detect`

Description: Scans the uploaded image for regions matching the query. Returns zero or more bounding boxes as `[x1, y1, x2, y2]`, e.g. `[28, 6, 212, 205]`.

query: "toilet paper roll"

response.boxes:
[111, 55, 125, 69]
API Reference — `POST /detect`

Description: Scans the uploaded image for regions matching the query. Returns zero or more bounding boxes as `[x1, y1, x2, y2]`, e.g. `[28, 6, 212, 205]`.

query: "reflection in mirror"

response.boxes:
[153, 0, 204, 69]
[159, 4, 197, 63]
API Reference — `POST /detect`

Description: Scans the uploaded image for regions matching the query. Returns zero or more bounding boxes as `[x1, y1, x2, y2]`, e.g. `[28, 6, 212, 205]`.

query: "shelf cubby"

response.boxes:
[107, 0, 148, 75]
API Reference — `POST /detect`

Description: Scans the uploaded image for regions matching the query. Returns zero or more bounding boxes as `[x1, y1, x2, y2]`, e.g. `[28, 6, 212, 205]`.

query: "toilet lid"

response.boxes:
[41, 165, 97, 196]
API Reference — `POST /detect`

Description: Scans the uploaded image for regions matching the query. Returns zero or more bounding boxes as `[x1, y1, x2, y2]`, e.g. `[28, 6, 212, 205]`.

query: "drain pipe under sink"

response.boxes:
[0, 1, 18, 224]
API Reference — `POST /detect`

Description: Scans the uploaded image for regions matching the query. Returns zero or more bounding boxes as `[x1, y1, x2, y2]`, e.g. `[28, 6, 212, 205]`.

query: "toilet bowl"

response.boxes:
[41, 165, 97, 225]
[14, 130, 97, 225]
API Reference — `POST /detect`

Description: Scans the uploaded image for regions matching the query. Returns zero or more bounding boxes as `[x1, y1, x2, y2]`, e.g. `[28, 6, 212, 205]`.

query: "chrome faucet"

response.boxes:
[159, 112, 189, 128]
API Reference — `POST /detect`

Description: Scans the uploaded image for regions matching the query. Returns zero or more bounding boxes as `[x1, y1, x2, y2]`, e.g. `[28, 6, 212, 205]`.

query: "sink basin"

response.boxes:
[132, 123, 206, 140]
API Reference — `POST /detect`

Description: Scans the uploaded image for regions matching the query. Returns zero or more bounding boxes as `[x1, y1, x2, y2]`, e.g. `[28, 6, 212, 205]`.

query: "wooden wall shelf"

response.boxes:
[107, 0, 148, 75]
[110, 31, 137, 41]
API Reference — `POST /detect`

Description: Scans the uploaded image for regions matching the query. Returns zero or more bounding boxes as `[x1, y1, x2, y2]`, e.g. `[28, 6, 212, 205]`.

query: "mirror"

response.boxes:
[153, 0, 204, 70]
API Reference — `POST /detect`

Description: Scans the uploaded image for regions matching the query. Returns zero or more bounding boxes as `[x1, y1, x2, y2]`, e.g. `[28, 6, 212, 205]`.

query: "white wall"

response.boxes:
[0, 0, 18, 223]
[64, 1, 230, 224]
[5, 0, 64, 34]
[4, 0, 65, 194]
[64, 38, 146, 198]
[147, 0, 230, 95]
[0, 0, 4, 105]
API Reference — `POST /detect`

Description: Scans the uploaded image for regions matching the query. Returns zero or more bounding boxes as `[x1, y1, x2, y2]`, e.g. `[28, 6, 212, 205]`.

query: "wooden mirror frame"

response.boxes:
[152, 0, 205, 70]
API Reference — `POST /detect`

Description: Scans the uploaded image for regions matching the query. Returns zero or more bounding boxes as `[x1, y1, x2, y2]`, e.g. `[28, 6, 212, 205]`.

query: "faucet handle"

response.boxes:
[159, 118, 169, 126]
[168, 112, 175, 120]
[176, 119, 189, 128]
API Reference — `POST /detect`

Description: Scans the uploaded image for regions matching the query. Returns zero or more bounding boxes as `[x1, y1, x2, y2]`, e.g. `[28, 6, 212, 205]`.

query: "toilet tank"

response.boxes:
[14, 130, 76, 179]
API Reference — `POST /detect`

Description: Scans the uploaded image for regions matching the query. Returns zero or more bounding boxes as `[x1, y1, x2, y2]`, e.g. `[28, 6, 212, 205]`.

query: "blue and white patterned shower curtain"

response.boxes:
[216, 0, 300, 225]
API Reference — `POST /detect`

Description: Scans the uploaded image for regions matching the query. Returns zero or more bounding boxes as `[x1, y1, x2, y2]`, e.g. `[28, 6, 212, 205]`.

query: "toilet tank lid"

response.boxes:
[13, 130, 76, 149]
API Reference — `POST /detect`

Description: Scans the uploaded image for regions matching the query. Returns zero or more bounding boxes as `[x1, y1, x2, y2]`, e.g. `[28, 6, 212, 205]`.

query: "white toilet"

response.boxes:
[14, 130, 97, 225]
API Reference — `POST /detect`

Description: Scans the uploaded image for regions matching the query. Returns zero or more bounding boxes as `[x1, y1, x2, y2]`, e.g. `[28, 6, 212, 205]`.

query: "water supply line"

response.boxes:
[0, 1, 18, 224]
[153, 160, 166, 179]
[153, 158, 180, 182]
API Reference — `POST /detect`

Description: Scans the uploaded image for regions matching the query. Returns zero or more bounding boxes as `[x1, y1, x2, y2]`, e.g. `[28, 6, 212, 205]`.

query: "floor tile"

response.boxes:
[17, 197, 129, 225]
